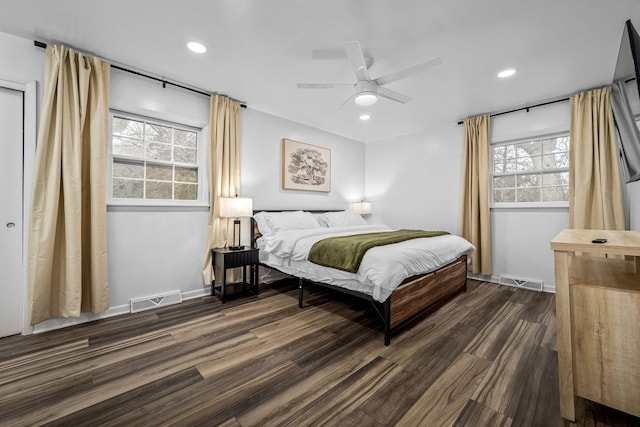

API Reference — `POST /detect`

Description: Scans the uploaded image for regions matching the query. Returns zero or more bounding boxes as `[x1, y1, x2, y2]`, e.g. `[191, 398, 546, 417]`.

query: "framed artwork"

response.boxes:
[282, 138, 331, 192]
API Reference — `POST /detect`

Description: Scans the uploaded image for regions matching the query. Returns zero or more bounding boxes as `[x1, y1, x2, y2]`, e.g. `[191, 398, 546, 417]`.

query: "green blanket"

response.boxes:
[308, 229, 450, 273]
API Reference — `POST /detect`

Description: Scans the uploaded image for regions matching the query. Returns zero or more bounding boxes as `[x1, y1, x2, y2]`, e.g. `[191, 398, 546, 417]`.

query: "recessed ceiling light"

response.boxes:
[497, 68, 516, 78]
[187, 41, 207, 54]
[359, 114, 371, 121]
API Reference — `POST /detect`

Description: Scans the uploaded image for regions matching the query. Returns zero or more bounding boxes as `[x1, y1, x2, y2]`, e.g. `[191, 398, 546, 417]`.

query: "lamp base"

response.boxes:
[228, 245, 245, 251]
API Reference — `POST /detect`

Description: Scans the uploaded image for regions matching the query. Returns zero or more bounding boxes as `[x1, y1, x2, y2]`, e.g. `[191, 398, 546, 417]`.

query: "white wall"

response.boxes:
[631, 181, 640, 230]
[0, 32, 44, 117]
[241, 108, 365, 210]
[366, 123, 464, 232]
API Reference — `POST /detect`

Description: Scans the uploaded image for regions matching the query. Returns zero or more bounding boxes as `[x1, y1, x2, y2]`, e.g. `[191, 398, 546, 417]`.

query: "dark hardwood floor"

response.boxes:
[1, 279, 639, 426]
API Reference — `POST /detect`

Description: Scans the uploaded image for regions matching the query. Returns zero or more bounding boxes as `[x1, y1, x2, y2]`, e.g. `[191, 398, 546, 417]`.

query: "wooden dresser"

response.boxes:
[550, 229, 640, 421]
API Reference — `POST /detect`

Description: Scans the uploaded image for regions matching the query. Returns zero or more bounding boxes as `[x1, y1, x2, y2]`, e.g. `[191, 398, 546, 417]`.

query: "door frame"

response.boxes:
[0, 79, 37, 335]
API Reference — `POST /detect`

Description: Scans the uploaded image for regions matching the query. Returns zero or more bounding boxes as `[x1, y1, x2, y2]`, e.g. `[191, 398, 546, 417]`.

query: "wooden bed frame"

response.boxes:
[251, 210, 468, 345]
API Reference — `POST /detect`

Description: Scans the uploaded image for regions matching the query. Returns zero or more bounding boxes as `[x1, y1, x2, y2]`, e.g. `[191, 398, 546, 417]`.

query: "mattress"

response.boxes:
[257, 225, 475, 302]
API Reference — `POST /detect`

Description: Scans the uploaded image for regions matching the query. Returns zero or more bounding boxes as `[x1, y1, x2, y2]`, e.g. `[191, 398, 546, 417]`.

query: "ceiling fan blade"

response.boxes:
[343, 41, 371, 81]
[375, 57, 443, 86]
[377, 87, 412, 104]
[297, 83, 352, 89]
[337, 93, 357, 110]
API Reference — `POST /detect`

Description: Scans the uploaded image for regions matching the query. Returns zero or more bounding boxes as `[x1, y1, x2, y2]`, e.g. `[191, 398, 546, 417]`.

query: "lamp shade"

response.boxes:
[219, 197, 253, 218]
[352, 201, 372, 215]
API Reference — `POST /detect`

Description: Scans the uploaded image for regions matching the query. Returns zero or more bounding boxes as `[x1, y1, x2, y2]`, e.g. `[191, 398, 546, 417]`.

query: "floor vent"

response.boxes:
[498, 275, 544, 292]
[130, 290, 183, 313]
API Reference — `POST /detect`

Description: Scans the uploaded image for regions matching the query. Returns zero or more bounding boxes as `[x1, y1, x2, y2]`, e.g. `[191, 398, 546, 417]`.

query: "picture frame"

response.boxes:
[282, 138, 331, 192]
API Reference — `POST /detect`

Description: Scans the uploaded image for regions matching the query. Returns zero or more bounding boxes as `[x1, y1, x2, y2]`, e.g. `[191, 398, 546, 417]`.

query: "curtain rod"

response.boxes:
[457, 77, 639, 125]
[34, 40, 247, 108]
[457, 97, 568, 125]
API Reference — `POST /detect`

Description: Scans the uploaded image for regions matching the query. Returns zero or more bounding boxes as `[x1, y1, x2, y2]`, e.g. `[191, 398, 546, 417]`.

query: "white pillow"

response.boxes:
[319, 210, 367, 227]
[257, 211, 321, 233]
[253, 211, 274, 235]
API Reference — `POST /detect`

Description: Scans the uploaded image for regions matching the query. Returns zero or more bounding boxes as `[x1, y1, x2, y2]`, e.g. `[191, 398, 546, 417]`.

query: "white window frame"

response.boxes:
[107, 111, 206, 207]
[490, 132, 570, 209]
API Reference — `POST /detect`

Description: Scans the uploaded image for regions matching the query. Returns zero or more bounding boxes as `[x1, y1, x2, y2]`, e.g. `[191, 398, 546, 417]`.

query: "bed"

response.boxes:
[251, 210, 475, 345]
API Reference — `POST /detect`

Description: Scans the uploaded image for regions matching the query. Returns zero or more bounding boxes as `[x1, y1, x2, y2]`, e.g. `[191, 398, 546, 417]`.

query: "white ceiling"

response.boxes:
[1, 0, 640, 143]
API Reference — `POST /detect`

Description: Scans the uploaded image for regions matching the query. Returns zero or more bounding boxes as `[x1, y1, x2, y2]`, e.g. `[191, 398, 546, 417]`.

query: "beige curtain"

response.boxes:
[202, 95, 241, 284]
[569, 88, 625, 230]
[460, 116, 492, 276]
[28, 45, 110, 324]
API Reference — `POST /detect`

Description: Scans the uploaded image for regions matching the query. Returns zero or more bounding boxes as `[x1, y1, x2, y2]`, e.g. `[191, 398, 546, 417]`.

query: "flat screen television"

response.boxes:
[612, 19, 640, 183]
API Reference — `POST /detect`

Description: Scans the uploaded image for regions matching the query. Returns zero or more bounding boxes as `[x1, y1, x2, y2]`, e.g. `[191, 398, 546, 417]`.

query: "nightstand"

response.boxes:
[211, 247, 259, 303]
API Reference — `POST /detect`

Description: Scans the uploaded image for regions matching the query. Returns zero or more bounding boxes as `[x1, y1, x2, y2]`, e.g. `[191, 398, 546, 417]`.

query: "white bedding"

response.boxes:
[257, 225, 475, 302]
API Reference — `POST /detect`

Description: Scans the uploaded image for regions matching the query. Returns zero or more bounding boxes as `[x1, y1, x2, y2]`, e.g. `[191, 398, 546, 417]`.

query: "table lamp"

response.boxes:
[219, 196, 253, 250]
[352, 200, 373, 215]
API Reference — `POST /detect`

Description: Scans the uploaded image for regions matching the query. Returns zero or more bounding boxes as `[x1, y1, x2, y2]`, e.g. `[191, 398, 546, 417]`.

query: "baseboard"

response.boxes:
[181, 285, 211, 300]
[32, 304, 131, 334]
[31, 284, 213, 335]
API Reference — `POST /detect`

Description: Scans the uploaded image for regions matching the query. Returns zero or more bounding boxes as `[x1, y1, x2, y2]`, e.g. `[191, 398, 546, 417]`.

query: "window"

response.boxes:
[492, 134, 570, 206]
[109, 113, 203, 204]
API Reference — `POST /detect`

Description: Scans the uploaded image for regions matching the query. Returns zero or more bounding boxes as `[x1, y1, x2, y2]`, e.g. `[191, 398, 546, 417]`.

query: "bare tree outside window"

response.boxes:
[492, 135, 569, 204]
[111, 115, 199, 202]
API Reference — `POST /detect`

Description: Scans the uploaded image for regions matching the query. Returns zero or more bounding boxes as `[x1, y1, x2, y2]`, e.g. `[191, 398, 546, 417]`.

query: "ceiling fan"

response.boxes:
[297, 41, 442, 108]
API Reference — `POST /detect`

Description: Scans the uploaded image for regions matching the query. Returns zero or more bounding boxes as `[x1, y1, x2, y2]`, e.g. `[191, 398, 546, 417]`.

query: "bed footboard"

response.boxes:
[298, 255, 467, 346]
[381, 255, 467, 345]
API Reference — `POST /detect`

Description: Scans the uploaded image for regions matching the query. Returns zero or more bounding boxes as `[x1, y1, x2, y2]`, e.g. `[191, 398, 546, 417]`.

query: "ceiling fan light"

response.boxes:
[355, 91, 378, 106]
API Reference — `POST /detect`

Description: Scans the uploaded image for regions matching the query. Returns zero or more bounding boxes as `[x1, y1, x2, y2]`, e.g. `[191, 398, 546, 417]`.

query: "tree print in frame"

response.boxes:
[282, 138, 331, 192]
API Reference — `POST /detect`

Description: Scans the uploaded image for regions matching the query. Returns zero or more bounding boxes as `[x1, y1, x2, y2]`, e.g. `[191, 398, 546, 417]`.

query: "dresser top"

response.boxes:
[550, 229, 640, 256]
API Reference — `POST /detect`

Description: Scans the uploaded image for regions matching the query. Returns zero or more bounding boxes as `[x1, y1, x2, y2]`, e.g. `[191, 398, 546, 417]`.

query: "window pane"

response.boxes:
[113, 160, 144, 179]
[542, 153, 569, 169]
[542, 186, 569, 201]
[543, 137, 569, 154]
[113, 117, 144, 139]
[146, 142, 172, 161]
[494, 189, 515, 203]
[493, 175, 515, 189]
[111, 115, 200, 202]
[113, 178, 143, 198]
[492, 135, 569, 205]
[517, 173, 540, 187]
[147, 164, 173, 181]
[175, 183, 197, 200]
[542, 172, 569, 186]
[113, 136, 144, 158]
[517, 187, 541, 202]
[174, 129, 197, 148]
[145, 181, 172, 199]
[174, 146, 197, 164]
[517, 140, 542, 157]
[175, 167, 197, 183]
[145, 123, 172, 143]
[516, 155, 540, 172]
[504, 145, 516, 159]
[505, 159, 517, 172]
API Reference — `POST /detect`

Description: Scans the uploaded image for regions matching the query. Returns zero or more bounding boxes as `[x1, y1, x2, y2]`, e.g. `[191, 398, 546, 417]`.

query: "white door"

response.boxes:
[0, 86, 24, 337]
